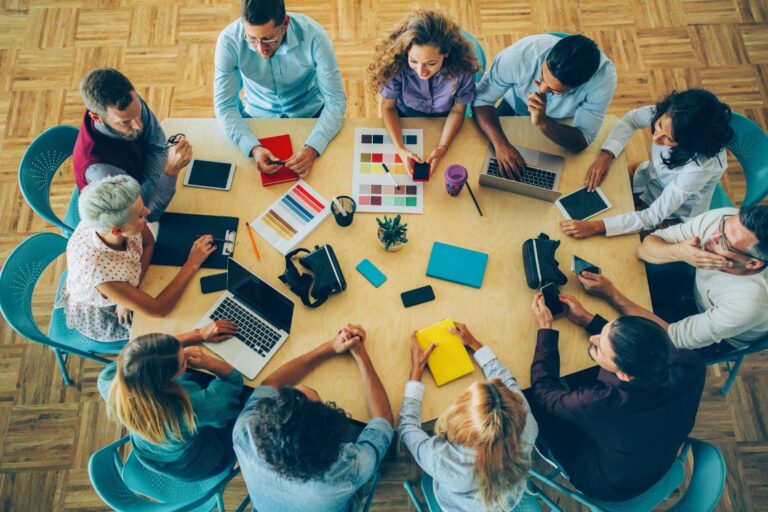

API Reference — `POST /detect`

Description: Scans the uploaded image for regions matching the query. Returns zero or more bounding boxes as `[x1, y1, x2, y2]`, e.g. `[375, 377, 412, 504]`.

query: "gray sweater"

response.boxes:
[398, 346, 538, 511]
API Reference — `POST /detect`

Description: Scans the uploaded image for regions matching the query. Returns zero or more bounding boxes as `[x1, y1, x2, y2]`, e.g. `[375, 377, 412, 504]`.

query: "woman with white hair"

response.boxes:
[56, 175, 225, 342]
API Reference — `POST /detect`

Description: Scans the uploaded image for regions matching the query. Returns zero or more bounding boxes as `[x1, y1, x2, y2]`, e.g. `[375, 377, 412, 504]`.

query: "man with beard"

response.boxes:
[73, 68, 192, 222]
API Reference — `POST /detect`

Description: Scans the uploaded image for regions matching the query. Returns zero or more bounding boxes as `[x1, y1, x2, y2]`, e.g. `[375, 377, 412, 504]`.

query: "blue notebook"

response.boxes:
[426, 242, 488, 288]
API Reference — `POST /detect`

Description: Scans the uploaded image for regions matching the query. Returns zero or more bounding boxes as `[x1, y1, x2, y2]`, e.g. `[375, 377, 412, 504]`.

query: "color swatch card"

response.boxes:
[250, 181, 330, 255]
[352, 127, 424, 214]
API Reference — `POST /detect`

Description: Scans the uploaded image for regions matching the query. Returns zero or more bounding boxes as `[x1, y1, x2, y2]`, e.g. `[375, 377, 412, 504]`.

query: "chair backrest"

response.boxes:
[726, 113, 768, 205]
[460, 30, 487, 79]
[18, 125, 80, 233]
[669, 438, 726, 512]
[89, 436, 238, 512]
[0, 232, 111, 363]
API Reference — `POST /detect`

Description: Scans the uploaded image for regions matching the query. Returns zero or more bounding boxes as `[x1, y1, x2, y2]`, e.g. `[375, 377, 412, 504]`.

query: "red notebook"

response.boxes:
[259, 134, 299, 187]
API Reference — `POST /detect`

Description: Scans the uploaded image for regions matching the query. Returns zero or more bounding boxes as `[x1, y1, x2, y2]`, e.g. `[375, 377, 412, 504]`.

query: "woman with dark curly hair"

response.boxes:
[368, 9, 479, 175]
[233, 324, 394, 512]
[562, 88, 734, 239]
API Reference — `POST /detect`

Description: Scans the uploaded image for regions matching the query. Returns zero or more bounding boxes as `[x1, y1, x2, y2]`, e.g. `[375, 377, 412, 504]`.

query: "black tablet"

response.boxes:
[183, 159, 236, 191]
[555, 187, 612, 221]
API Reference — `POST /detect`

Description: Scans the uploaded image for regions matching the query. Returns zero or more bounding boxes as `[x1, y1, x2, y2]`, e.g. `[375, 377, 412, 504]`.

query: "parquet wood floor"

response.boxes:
[0, 1, 766, 510]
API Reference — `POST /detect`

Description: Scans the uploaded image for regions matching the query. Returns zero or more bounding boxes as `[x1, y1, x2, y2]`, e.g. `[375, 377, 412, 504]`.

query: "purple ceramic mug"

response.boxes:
[444, 165, 468, 196]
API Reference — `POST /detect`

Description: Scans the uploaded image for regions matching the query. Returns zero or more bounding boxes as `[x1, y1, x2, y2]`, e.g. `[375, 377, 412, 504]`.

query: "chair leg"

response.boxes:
[403, 481, 425, 512]
[215, 492, 225, 511]
[53, 348, 73, 386]
[528, 482, 565, 512]
[720, 356, 745, 395]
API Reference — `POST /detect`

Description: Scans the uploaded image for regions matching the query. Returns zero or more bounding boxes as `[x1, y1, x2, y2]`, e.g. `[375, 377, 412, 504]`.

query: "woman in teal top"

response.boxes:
[98, 320, 244, 480]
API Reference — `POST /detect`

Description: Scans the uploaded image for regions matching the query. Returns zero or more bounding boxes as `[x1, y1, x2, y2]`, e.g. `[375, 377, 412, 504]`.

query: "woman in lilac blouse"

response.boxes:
[369, 10, 479, 175]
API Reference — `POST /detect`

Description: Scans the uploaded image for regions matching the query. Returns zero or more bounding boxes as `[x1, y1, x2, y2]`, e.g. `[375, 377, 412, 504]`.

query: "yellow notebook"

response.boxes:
[416, 318, 476, 386]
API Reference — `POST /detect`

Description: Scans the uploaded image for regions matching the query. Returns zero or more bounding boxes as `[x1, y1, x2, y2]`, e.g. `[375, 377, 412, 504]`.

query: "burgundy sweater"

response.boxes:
[530, 316, 706, 501]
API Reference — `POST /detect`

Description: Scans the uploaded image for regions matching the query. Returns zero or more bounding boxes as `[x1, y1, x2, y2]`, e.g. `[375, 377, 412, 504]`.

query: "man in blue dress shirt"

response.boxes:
[473, 34, 617, 177]
[214, 0, 347, 177]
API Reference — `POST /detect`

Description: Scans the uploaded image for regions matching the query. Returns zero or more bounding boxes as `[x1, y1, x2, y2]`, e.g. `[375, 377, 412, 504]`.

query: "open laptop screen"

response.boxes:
[227, 258, 294, 333]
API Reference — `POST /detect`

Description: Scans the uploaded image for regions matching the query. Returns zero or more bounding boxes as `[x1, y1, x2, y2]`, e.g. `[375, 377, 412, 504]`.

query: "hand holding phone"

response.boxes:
[413, 161, 430, 182]
[540, 282, 565, 317]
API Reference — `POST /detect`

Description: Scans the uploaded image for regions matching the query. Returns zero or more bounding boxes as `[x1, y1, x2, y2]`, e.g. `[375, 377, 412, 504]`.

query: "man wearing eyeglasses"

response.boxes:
[572, 205, 768, 356]
[473, 34, 617, 178]
[214, 0, 346, 177]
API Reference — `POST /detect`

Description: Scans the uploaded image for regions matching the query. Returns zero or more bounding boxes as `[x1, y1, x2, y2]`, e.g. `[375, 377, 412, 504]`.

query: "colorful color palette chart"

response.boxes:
[352, 127, 424, 214]
[250, 181, 331, 255]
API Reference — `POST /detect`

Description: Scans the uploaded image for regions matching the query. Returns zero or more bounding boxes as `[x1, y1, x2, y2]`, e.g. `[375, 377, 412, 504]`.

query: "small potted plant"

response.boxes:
[376, 214, 408, 252]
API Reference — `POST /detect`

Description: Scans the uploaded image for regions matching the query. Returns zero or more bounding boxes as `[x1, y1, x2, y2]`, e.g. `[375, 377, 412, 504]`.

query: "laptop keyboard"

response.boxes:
[487, 157, 557, 190]
[210, 297, 281, 358]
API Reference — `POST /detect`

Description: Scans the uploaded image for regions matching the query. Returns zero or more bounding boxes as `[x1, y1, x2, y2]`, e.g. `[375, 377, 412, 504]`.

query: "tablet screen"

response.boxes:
[557, 188, 610, 220]
[186, 160, 234, 189]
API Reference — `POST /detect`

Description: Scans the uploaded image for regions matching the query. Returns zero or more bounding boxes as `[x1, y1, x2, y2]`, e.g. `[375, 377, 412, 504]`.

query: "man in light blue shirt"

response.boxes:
[214, 0, 347, 177]
[473, 34, 617, 177]
[233, 324, 394, 512]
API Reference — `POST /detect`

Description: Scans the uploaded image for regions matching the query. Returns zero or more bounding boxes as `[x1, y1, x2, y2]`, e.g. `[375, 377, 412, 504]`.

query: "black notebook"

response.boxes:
[151, 212, 238, 269]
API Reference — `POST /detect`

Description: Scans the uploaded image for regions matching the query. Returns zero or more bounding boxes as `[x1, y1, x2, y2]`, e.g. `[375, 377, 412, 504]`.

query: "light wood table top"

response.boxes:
[132, 115, 651, 421]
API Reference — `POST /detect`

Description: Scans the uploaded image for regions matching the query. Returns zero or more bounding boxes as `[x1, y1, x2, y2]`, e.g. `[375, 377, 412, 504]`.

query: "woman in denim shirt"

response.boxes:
[98, 321, 244, 480]
[399, 322, 539, 511]
[369, 10, 479, 175]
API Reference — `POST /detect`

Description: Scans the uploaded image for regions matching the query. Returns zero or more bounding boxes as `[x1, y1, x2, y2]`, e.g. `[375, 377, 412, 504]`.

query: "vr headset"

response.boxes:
[279, 245, 346, 308]
[522, 233, 567, 289]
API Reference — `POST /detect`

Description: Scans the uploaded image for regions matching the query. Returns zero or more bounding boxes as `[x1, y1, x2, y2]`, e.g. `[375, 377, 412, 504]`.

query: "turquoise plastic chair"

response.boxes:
[88, 436, 247, 512]
[18, 124, 81, 236]
[528, 438, 725, 512]
[403, 473, 542, 511]
[0, 233, 125, 386]
[706, 337, 768, 395]
[460, 30, 487, 119]
[711, 112, 768, 208]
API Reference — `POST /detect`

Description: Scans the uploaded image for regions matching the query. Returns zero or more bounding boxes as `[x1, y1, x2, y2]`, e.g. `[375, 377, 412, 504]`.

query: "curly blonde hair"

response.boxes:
[368, 9, 479, 94]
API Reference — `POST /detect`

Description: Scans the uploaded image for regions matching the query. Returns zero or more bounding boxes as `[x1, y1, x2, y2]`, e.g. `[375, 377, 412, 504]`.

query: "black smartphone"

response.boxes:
[401, 285, 435, 308]
[540, 282, 564, 316]
[200, 272, 227, 294]
[413, 161, 430, 182]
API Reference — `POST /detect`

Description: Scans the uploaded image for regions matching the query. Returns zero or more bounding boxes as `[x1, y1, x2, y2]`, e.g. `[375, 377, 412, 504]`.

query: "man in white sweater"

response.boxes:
[574, 205, 767, 355]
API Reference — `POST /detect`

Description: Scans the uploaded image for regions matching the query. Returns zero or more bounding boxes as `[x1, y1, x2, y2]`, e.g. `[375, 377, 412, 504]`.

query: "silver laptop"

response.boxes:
[478, 144, 565, 202]
[195, 258, 294, 380]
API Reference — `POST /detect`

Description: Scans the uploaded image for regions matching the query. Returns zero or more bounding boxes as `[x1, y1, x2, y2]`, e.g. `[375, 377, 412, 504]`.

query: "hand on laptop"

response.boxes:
[196, 319, 239, 343]
[251, 145, 282, 175]
[492, 141, 526, 179]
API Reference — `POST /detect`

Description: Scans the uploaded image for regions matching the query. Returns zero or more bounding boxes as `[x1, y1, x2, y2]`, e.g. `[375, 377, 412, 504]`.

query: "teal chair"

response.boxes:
[460, 30, 487, 119]
[528, 438, 725, 512]
[0, 232, 125, 386]
[711, 112, 768, 208]
[706, 337, 768, 395]
[18, 124, 81, 237]
[88, 436, 248, 512]
[403, 473, 542, 511]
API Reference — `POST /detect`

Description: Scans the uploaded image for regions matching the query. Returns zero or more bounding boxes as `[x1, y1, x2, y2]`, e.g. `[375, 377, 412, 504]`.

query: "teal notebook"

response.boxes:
[426, 242, 488, 288]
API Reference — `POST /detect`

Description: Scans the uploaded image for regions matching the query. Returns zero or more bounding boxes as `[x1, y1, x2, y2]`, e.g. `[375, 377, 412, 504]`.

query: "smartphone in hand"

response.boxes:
[540, 282, 564, 317]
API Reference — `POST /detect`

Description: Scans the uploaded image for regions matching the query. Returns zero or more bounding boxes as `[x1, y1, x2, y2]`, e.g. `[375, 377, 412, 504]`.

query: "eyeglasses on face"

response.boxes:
[244, 25, 284, 47]
[719, 214, 762, 261]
